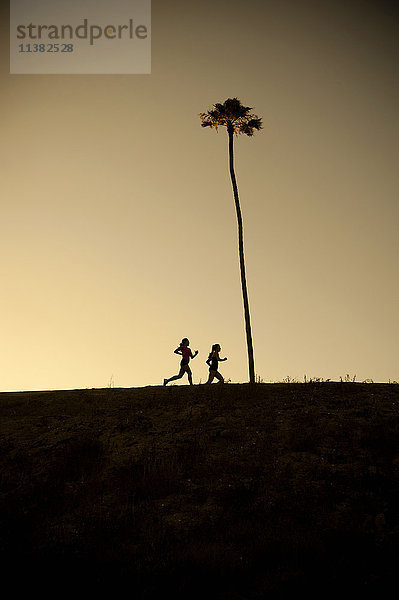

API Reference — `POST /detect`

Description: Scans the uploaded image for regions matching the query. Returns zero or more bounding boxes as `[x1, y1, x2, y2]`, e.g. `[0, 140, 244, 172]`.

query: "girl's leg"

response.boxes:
[206, 371, 216, 384]
[215, 371, 224, 383]
[186, 366, 193, 385]
[165, 367, 185, 384]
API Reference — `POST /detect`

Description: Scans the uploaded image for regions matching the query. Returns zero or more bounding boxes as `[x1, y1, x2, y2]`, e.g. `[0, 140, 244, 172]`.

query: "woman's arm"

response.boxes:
[191, 350, 198, 359]
[174, 347, 182, 355]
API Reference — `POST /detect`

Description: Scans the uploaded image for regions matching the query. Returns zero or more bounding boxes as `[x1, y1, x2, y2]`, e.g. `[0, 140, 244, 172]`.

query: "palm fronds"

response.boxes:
[199, 97, 262, 135]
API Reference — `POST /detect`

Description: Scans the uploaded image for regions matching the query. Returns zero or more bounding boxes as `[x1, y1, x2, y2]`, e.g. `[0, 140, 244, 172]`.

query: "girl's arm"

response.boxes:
[220, 357, 227, 361]
[174, 347, 182, 355]
[206, 357, 211, 366]
[190, 350, 198, 359]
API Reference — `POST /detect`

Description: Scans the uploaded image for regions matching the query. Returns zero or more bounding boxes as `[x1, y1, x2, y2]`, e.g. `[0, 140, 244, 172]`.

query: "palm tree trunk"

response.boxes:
[228, 126, 256, 383]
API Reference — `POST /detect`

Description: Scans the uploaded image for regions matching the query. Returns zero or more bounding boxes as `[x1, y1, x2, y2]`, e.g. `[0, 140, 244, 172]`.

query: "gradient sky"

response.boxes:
[1, 0, 398, 391]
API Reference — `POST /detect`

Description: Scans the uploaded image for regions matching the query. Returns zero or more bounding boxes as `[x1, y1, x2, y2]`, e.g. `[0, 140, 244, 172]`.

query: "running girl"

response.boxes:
[163, 338, 198, 386]
[205, 344, 227, 384]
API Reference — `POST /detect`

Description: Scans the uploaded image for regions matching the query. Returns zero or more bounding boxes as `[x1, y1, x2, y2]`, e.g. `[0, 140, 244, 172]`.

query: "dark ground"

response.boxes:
[1, 382, 399, 598]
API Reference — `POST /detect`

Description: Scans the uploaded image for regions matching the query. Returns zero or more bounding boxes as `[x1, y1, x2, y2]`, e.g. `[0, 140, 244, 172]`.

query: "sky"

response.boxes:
[1, 0, 398, 391]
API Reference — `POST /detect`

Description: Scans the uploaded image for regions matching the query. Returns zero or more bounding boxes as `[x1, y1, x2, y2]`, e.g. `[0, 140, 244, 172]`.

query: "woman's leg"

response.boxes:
[215, 371, 224, 383]
[186, 366, 193, 385]
[165, 366, 185, 384]
[206, 371, 216, 384]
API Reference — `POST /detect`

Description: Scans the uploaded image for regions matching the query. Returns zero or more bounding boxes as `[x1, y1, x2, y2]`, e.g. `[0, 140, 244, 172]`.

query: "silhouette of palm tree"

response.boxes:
[200, 98, 262, 384]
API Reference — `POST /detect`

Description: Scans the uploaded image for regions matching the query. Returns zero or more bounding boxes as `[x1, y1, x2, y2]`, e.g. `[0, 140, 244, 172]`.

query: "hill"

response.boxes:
[1, 382, 399, 598]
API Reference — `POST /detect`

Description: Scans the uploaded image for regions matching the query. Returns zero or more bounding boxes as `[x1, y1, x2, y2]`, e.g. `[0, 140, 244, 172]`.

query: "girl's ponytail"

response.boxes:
[209, 343, 219, 359]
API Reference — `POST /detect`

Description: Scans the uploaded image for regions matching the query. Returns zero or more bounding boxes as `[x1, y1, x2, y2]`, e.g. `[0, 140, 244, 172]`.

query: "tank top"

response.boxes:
[181, 346, 191, 362]
[209, 354, 218, 370]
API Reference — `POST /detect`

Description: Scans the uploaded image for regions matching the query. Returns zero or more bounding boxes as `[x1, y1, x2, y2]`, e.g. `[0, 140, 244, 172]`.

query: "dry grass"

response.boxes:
[1, 382, 399, 598]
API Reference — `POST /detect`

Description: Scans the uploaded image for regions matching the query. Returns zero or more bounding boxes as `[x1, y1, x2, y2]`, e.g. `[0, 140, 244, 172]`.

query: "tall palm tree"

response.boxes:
[200, 98, 262, 384]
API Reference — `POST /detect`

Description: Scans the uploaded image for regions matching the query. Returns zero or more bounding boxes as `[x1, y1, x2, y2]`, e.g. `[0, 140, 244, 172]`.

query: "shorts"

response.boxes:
[180, 359, 189, 367]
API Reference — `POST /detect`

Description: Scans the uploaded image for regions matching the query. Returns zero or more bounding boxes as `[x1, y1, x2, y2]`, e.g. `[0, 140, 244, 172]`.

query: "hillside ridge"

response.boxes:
[1, 382, 399, 598]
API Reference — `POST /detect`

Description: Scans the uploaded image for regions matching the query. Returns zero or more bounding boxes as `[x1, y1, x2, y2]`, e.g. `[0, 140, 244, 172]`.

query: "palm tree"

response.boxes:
[200, 98, 262, 384]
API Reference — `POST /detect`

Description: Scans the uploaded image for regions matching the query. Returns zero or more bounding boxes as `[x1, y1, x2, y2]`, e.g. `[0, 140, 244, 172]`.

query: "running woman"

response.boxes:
[163, 338, 198, 386]
[205, 344, 227, 384]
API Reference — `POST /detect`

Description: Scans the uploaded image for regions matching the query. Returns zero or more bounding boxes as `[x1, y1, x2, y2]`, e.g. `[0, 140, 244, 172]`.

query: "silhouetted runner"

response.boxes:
[163, 338, 198, 386]
[205, 344, 227, 384]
